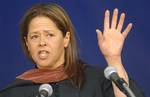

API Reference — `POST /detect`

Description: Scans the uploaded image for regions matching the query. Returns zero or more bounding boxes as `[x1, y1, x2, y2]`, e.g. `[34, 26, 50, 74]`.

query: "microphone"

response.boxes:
[104, 66, 136, 97]
[38, 84, 53, 97]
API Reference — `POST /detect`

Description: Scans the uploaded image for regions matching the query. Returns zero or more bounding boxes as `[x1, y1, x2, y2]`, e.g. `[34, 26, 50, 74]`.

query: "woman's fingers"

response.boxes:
[96, 29, 103, 44]
[101, 9, 132, 39]
[104, 10, 110, 32]
[111, 8, 118, 29]
[122, 23, 133, 38]
[104, 9, 126, 32]
[117, 13, 125, 32]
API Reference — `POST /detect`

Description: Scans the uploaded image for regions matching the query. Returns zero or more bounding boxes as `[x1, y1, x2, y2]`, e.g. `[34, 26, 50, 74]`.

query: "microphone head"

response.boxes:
[104, 66, 117, 79]
[39, 84, 53, 97]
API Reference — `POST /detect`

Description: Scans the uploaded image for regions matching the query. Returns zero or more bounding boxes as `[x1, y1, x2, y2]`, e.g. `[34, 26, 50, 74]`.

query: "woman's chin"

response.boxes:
[36, 61, 52, 69]
[37, 65, 52, 69]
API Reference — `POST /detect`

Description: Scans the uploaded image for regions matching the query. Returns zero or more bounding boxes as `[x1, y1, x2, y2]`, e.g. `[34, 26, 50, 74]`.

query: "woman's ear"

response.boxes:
[24, 37, 29, 51]
[64, 32, 70, 48]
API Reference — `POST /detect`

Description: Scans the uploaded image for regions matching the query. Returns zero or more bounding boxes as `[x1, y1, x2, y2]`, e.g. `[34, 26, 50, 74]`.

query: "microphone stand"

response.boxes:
[115, 78, 136, 97]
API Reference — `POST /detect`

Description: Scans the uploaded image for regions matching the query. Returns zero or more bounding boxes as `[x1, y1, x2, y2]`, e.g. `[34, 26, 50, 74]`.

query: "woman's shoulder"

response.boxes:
[0, 79, 33, 93]
[0, 79, 38, 97]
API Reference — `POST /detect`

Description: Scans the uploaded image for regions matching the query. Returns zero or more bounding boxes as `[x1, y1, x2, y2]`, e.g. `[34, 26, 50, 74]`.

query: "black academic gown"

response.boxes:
[0, 65, 145, 97]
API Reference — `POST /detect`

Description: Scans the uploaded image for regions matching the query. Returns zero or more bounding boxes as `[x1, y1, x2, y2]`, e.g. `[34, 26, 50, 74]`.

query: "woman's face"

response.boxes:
[25, 16, 70, 69]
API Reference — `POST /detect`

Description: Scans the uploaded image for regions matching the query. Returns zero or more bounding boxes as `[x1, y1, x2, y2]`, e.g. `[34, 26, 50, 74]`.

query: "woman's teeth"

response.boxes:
[39, 50, 49, 59]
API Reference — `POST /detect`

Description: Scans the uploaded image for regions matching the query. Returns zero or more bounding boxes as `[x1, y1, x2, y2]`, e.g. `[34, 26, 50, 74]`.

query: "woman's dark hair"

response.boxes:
[20, 3, 85, 88]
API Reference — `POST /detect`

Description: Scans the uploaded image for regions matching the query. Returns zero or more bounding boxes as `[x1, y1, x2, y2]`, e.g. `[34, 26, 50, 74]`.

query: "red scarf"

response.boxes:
[17, 65, 68, 83]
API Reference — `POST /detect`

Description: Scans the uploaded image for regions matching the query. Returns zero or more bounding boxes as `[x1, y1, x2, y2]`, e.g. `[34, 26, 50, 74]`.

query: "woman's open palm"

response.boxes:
[96, 8, 132, 58]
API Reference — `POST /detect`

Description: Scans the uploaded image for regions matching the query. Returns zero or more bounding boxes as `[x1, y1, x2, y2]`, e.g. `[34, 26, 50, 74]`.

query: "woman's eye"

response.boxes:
[47, 33, 54, 37]
[31, 35, 39, 39]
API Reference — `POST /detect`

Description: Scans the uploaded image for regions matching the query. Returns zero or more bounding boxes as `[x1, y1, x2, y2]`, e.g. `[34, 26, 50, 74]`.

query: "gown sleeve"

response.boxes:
[95, 76, 146, 97]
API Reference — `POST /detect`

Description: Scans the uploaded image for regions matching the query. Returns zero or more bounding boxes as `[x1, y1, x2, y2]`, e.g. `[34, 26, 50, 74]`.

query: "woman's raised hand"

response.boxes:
[96, 8, 132, 62]
[96, 9, 133, 97]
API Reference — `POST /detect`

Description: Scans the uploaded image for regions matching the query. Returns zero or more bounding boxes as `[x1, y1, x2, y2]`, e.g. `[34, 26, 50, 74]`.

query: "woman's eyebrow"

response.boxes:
[28, 31, 40, 35]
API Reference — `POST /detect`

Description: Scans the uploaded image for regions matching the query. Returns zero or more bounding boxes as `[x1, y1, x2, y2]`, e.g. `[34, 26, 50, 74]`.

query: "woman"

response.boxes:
[0, 3, 145, 97]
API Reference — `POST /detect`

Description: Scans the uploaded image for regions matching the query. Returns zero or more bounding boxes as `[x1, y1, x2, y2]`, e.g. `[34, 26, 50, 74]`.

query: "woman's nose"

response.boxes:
[39, 36, 47, 46]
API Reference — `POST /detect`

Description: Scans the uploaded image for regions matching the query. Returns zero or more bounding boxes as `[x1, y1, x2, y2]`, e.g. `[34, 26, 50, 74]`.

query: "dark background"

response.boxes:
[0, 0, 149, 97]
